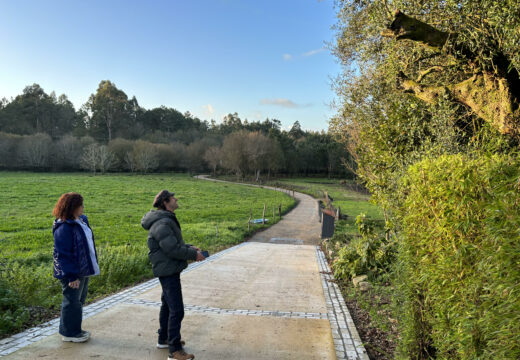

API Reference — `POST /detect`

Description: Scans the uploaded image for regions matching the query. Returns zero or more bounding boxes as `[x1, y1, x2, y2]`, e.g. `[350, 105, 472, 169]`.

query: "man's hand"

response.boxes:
[190, 245, 201, 251]
[196, 251, 206, 262]
[68, 279, 80, 289]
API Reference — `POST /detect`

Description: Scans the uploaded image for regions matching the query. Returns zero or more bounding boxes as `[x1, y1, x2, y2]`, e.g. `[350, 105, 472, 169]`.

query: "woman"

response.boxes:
[52, 192, 100, 343]
[141, 190, 205, 360]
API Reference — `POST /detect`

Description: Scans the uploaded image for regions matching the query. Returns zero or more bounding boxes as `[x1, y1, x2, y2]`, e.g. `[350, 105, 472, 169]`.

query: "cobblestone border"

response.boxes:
[316, 246, 369, 360]
[124, 298, 328, 320]
[0, 242, 250, 358]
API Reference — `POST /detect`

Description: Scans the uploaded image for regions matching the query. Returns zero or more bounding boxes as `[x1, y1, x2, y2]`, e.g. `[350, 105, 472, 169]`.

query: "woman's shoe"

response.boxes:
[62, 331, 90, 343]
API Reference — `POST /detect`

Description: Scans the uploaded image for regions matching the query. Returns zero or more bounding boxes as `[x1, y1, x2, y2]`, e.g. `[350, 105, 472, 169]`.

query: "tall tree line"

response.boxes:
[0, 81, 352, 178]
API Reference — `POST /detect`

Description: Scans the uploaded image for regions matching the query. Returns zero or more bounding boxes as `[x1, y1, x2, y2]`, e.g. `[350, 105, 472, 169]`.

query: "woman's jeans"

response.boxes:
[158, 273, 184, 353]
[59, 277, 89, 337]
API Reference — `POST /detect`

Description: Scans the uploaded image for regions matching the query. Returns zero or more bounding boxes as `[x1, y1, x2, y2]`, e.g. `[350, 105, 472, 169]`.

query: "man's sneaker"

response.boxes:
[168, 349, 194, 360]
[62, 331, 90, 343]
[157, 340, 185, 349]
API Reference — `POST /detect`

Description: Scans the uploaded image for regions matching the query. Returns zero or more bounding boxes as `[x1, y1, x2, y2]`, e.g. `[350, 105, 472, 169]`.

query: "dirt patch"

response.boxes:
[339, 283, 398, 360]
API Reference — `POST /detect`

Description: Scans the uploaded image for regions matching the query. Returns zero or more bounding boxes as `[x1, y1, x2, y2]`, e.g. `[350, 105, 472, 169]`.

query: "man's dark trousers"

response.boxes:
[158, 273, 184, 353]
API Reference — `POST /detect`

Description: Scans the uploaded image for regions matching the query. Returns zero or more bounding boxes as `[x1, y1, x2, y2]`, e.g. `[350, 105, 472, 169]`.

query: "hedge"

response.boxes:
[397, 154, 520, 359]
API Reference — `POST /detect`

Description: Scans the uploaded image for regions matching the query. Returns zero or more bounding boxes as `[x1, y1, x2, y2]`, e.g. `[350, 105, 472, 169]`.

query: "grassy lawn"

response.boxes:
[0, 172, 295, 335]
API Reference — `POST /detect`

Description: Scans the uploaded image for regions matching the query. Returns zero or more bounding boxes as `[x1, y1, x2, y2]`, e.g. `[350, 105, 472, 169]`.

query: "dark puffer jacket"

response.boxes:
[141, 210, 197, 277]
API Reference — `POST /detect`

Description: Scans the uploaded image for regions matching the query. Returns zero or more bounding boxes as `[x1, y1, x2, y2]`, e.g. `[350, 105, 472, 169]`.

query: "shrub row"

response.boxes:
[396, 154, 520, 359]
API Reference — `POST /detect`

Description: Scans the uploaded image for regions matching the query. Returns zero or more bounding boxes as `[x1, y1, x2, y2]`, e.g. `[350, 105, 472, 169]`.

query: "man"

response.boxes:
[141, 190, 205, 360]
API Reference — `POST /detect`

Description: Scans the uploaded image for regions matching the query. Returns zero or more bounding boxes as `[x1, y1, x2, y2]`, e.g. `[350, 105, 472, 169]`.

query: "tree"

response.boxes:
[265, 139, 284, 179]
[85, 80, 129, 141]
[80, 143, 116, 174]
[219, 113, 243, 134]
[289, 121, 304, 139]
[245, 132, 271, 181]
[97, 145, 116, 174]
[221, 130, 249, 179]
[330, 1, 520, 357]
[54, 134, 84, 170]
[382, 9, 520, 136]
[0, 132, 22, 168]
[183, 139, 215, 173]
[81, 144, 99, 174]
[204, 146, 222, 176]
[0, 84, 76, 138]
[108, 138, 136, 170]
[131, 140, 159, 173]
[18, 133, 52, 169]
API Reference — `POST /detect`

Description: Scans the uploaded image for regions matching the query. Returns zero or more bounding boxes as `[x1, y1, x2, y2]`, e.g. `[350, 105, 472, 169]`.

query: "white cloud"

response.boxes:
[201, 104, 214, 117]
[283, 47, 326, 61]
[260, 98, 311, 109]
[302, 48, 325, 57]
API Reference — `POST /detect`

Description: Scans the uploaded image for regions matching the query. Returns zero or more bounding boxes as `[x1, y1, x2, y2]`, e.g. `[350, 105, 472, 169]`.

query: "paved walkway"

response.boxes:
[0, 177, 368, 360]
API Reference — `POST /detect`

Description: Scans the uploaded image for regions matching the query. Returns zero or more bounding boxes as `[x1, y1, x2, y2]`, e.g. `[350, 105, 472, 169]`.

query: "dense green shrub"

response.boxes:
[397, 154, 520, 359]
[88, 243, 152, 296]
[332, 214, 396, 281]
[0, 269, 29, 335]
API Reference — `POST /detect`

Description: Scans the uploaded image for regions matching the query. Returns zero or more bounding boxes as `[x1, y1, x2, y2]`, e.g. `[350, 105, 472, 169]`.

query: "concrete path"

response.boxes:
[0, 177, 368, 360]
[194, 175, 322, 245]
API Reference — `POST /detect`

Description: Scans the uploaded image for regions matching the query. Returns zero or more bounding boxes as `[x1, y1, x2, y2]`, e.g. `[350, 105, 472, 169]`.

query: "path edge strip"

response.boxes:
[316, 246, 370, 360]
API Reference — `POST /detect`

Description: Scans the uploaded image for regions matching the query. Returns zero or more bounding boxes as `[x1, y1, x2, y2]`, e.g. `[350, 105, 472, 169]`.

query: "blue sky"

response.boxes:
[0, 0, 340, 131]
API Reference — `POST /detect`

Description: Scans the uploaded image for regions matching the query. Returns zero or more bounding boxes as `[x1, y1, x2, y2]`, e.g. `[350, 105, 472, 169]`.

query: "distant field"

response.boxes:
[0, 172, 295, 335]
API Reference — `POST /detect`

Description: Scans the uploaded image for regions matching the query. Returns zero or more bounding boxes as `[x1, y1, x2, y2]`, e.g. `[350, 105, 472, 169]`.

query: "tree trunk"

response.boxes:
[384, 10, 520, 136]
[398, 71, 519, 135]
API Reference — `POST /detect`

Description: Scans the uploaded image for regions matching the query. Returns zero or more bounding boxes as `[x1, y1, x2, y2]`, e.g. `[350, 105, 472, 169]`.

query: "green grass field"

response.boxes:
[0, 172, 295, 335]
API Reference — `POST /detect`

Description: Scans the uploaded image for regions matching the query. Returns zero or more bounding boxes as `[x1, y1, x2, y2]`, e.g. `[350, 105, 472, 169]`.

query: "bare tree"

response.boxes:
[55, 134, 83, 170]
[124, 152, 137, 173]
[132, 140, 159, 173]
[245, 132, 271, 181]
[183, 139, 214, 174]
[108, 138, 135, 170]
[81, 143, 99, 174]
[221, 130, 249, 180]
[97, 145, 116, 174]
[18, 133, 52, 169]
[204, 146, 222, 176]
[0, 132, 22, 168]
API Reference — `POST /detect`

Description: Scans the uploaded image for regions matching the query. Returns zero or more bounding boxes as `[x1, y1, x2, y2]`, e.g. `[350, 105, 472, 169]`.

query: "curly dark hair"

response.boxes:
[53, 192, 84, 220]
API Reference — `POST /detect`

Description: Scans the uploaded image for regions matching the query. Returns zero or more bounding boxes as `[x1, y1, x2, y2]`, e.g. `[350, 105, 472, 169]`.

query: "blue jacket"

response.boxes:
[53, 215, 99, 282]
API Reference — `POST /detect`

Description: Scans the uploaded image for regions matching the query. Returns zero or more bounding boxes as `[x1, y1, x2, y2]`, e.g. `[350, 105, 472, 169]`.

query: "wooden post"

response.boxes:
[278, 204, 282, 219]
[262, 204, 266, 225]
[272, 206, 275, 223]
